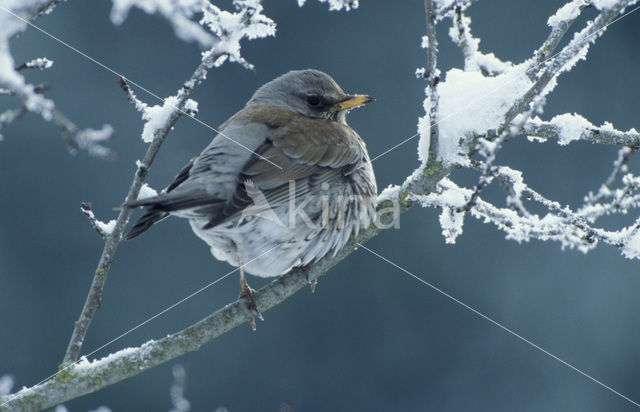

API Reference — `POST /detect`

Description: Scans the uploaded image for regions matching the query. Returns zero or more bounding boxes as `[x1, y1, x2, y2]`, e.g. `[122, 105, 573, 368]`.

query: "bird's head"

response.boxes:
[248, 69, 373, 123]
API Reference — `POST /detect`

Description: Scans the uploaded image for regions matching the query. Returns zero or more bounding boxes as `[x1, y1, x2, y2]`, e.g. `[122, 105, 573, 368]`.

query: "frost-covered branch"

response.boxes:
[584, 147, 636, 205]
[527, 0, 588, 79]
[522, 115, 640, 147]
[62, 0, 275, 366]
[80, 203, 116, 239]
[0, 1, 114, 157]
[461, 1, 637, 212]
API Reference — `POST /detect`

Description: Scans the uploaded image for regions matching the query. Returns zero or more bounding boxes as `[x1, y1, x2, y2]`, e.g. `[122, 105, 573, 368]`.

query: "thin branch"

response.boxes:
[424, 0, 440, 158]
[587, 147, 635, 204]
[0, 105, 27, 134]
[61, 50, 228, 366]
[80, 202, 115, 239]
[50, 109, 115, 159]
[522, 119, 640, 148]
[435, 0, 476, 18]
[527, 0, 588, 79]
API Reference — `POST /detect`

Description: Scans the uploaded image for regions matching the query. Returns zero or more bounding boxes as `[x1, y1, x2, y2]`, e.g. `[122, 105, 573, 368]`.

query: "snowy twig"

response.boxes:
[435, 0, 476, 18]
[586, 147, 635, 204]
[0, 105, 27, 136]
[15, 57, 53, 71]
[1, 3, 114, 157]
[448, 4, 510, 76]
[51, 109, 115, 159]
[527, 0, 588, 79]
[461, 1, 636, 212]
[522, 117, 640, 147]
[80, 203, 116, 239]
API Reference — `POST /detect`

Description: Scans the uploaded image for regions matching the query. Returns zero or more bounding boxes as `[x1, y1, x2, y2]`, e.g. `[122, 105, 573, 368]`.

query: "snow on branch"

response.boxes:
[0, 2, 115, 157]
[407, 0, 640, 262]
[523, 115, 640, 147]
[111, 0, 276, 69]
[297, 0, 359, 11]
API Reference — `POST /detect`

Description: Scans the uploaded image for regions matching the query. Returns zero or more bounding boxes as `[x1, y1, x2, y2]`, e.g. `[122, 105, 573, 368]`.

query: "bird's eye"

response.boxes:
[306, 95, 321, 106]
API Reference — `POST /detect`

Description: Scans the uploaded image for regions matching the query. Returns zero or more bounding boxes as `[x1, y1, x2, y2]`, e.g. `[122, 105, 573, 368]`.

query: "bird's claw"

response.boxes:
[240, 278, 263, 330]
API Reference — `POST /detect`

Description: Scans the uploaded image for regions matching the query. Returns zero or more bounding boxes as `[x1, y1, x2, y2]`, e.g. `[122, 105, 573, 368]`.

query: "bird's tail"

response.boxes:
[124, 208, 169, 240]
[123, 191, 225, 240]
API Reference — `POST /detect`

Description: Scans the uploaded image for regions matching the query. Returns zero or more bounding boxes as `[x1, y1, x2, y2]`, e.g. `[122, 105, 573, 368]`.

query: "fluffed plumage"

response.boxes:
[125, 69, 377, 277]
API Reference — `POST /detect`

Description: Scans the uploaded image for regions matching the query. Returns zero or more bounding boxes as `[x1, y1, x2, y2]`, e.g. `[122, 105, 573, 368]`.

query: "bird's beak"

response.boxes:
[333, 94, 374, 111]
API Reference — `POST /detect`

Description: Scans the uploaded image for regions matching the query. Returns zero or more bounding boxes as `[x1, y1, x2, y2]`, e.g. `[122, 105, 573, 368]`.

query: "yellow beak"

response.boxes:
[334, 94, 374, 111]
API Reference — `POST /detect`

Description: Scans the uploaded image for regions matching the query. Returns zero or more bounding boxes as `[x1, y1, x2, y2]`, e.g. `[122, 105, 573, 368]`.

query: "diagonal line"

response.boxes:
[357, 243, 640, 409]
[0, 242, 281, 408]
[0, 6, 283, 170]
[367, 3, 640, 167]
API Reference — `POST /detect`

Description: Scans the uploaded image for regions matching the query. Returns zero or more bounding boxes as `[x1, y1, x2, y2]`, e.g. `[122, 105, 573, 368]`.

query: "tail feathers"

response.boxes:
[125, 208, 169, 240]
[123, 192, 225, 240]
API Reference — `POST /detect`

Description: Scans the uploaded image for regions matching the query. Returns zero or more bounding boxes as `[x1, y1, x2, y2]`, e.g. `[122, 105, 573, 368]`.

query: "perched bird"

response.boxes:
[125, 69, 377, 316]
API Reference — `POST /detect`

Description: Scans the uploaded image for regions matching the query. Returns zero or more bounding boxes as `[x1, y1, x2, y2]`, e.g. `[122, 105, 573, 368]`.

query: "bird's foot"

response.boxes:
[302, 266, 317, 293]
[239, 276, 263, 330]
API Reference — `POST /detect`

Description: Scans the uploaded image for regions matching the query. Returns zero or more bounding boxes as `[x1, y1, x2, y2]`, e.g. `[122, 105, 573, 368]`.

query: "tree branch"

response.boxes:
[522, 118, 640, 148]
[424, 0, 440, 157]
[462, 1, 635, 211]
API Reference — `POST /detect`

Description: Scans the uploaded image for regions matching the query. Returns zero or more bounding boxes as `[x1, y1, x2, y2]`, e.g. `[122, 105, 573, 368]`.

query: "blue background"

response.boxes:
[1, 1, 640, 411]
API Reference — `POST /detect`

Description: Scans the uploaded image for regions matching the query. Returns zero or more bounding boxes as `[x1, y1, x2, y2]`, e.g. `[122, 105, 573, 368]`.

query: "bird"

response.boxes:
[124, 69, 377, 321]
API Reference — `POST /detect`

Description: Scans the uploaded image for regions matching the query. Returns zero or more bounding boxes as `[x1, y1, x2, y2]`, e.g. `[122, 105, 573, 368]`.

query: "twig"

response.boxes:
[50, 109, 115, 159]
[80, 203, 114, 239]
[61, 50, 228, 366]
[588, 147, 635, 203]
[15, 57, 53, 71]
[435, 0, 476, 18]
[522, 120, 640, 148]
[527, 0, 588, 79]
[423, 0, 440, 158]
[0, 105, 27, 134]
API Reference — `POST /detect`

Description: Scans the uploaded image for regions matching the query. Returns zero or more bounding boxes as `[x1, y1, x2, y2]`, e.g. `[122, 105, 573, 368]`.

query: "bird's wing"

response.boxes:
[204, 106, 367, 228]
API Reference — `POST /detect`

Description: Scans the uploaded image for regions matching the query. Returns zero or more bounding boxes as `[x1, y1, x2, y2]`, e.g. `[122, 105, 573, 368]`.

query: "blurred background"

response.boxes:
[1, 1, 640, 411]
